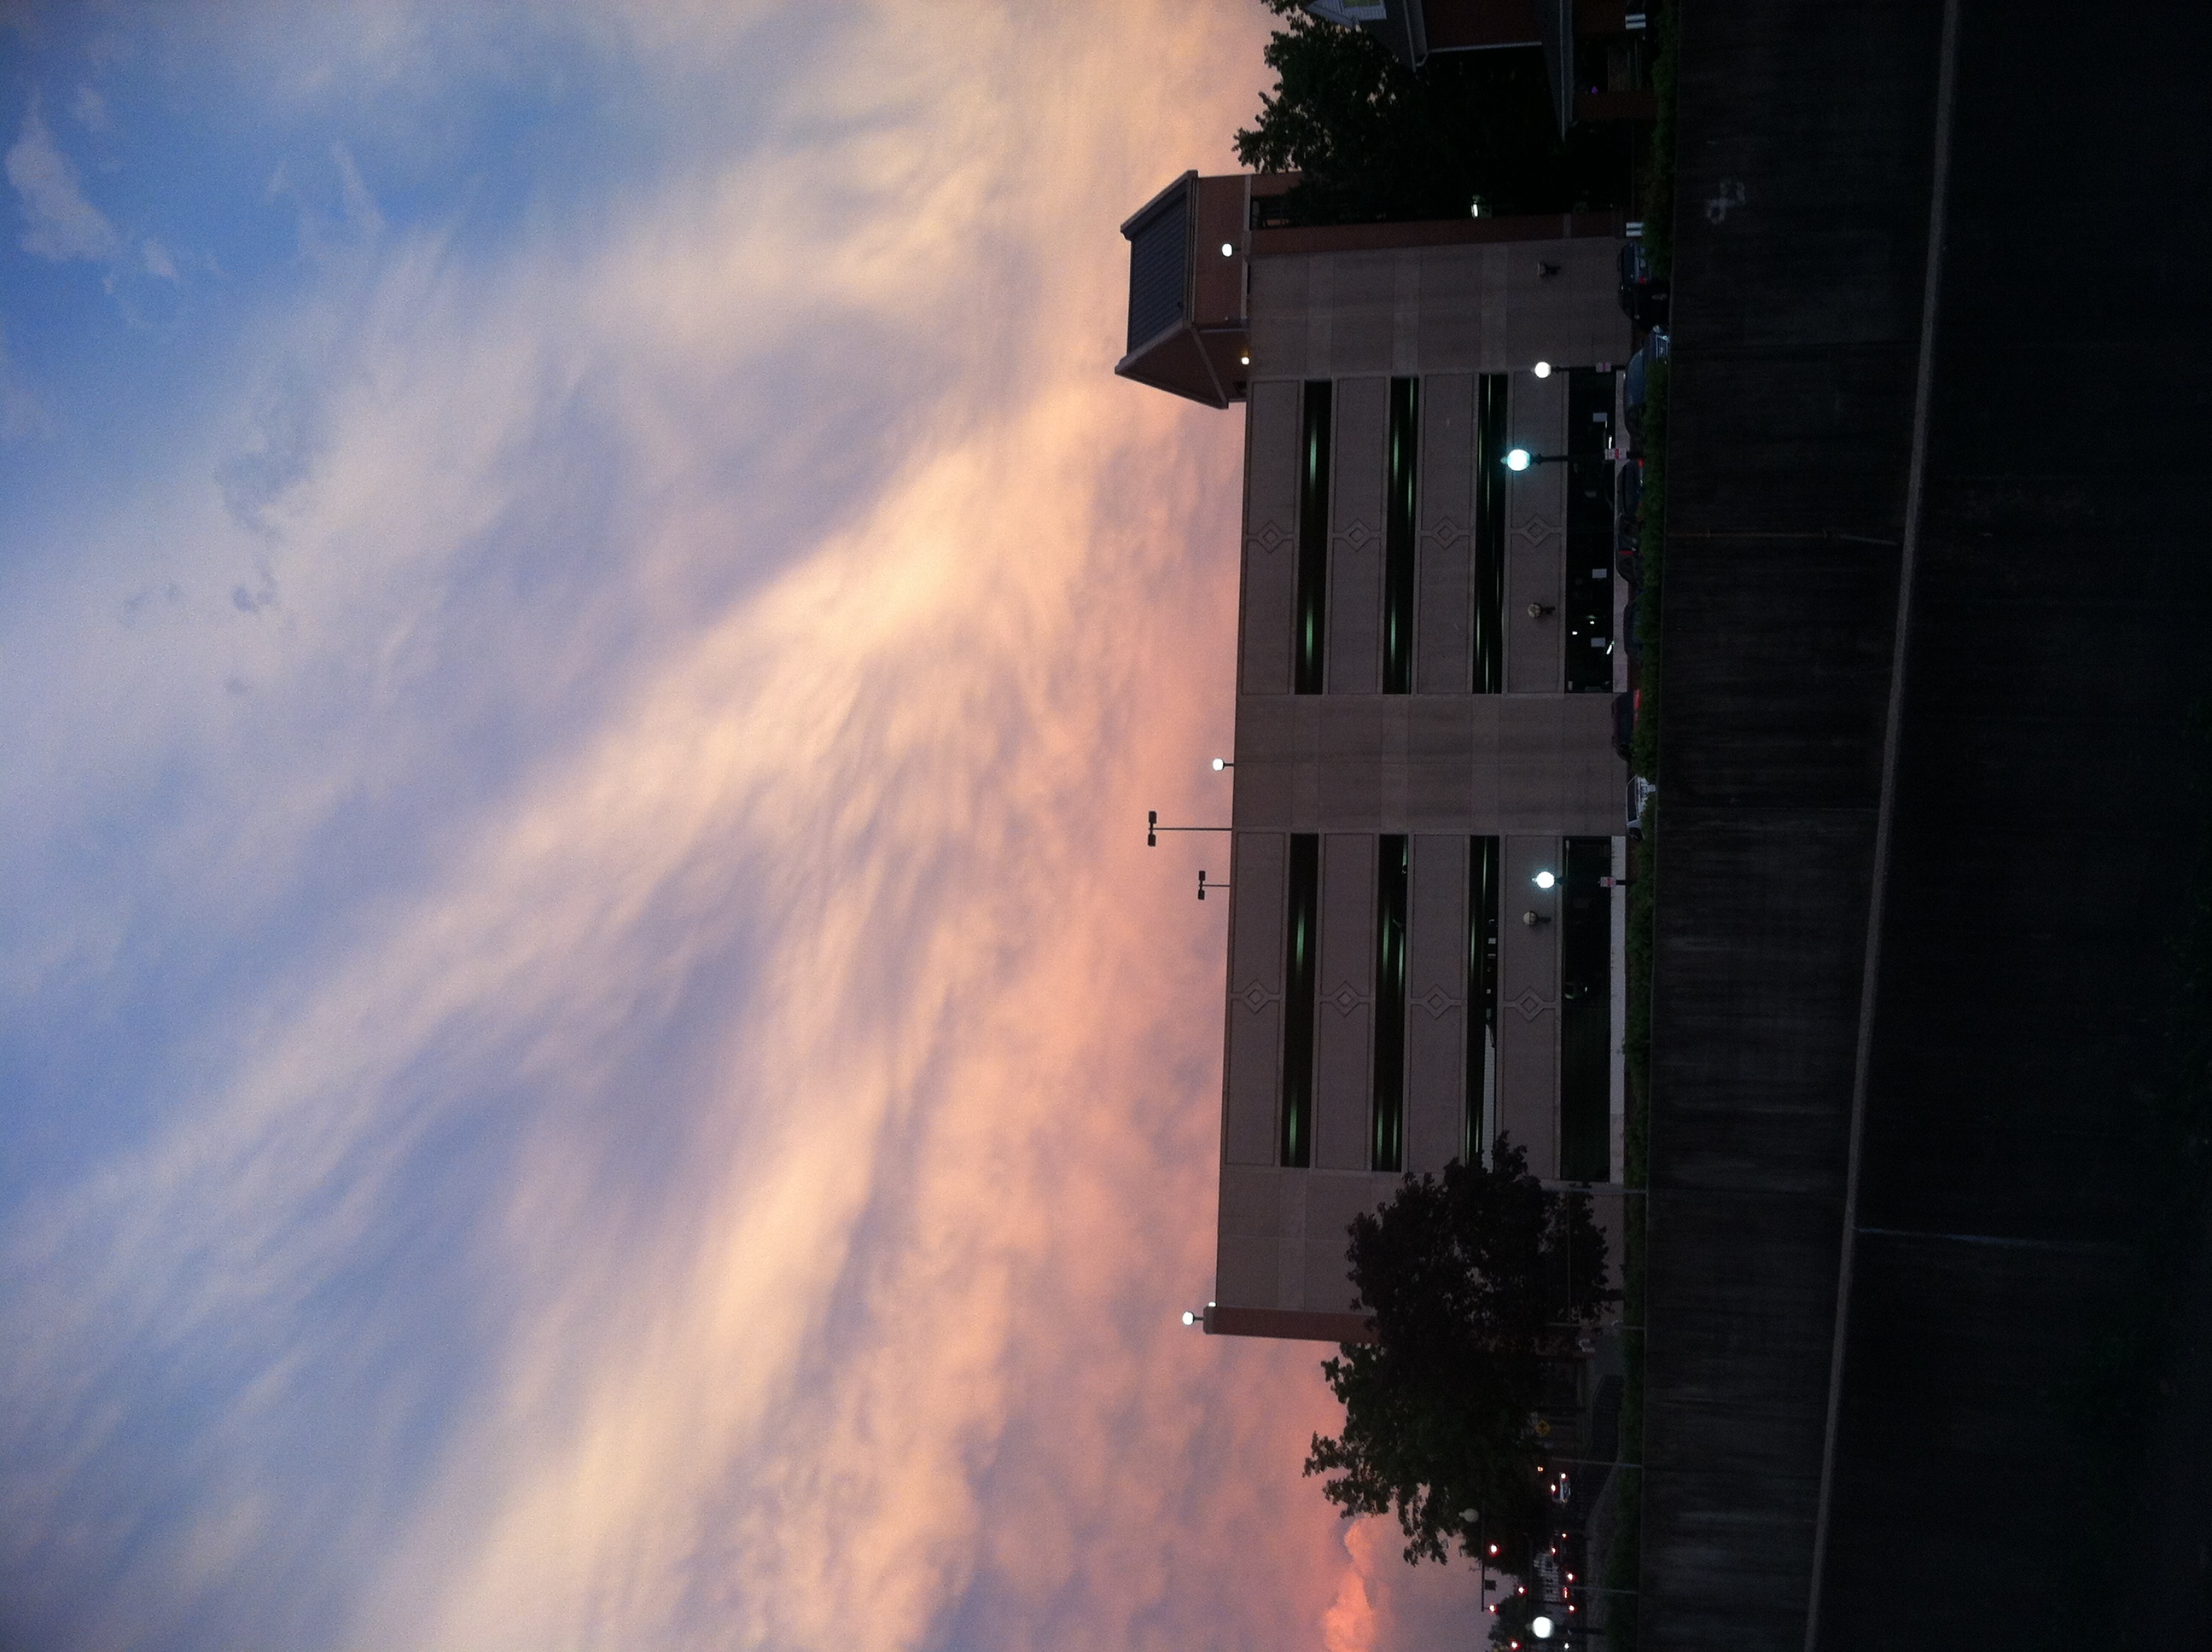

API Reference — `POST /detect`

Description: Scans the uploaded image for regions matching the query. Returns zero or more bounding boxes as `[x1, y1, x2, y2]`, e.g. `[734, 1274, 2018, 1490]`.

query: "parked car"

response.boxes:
[1623, 330, 1670, 451]
[1611, 691, 1636, 761]
[1617, 241, 1669, 330]
[1615, 462, 1644, 563]
[1627, 774, 1657, 838]
[1625, 331, 1670, 409]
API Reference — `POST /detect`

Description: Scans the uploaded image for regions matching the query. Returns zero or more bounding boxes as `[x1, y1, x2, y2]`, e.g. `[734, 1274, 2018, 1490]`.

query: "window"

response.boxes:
[1282, 834, 1321, 1167]
[1382, 379, 1419, 695]
[1295, 382, 1333, 695]
[1472, 375, 1507, 694]
[1467, 835, 1501, 1164]
[1563, 369, 1615, 693]
[1371, 835, 1409, 1171]
[1559, 837, 1612, 1180]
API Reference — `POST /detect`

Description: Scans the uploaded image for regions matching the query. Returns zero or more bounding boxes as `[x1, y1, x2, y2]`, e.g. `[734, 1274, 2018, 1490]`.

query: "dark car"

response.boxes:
[1617, 241, 1669, 330]
[1622, 331, 1670, 452]
[1612, 690, 1636, 761]
[1625, 329, 1670, 410]
[1615, 464, 1644, 584]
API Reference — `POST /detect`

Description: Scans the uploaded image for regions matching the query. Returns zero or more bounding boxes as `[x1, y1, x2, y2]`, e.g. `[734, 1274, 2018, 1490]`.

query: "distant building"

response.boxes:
[1118, 173, 1635, 1341]
[1304, 1, 1657, 137]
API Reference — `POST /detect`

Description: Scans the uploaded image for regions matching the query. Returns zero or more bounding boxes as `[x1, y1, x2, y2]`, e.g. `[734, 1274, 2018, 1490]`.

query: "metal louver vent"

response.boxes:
[1124, 186, 1188, 354]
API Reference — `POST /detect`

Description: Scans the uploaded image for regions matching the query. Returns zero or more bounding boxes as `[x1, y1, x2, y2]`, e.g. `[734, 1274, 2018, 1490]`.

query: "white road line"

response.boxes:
[1802, 2, 1965, 1647]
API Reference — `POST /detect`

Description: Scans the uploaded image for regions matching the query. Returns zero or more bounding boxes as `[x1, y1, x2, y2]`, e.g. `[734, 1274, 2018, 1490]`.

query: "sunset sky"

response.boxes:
[0, 5, 1485, 1649]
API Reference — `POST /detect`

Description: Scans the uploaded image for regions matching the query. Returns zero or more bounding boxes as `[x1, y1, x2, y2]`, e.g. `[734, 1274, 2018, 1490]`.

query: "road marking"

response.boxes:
[1803, 2, 1965, 1648]
[1854, 1224, 2129, 1256]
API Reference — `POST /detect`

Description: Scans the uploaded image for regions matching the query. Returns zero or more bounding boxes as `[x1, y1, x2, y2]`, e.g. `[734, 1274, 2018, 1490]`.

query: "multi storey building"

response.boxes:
[1119, 172, 1636, 1341]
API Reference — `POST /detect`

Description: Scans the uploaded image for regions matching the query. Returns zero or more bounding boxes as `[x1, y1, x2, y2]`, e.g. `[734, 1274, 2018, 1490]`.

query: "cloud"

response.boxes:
[215, 373, 322, 535]
[70, 83, 112, 134]
[1325, 1512, 1500, 1652]
[0, 4, 1493, 1650]
[6, 94, 121, 262]
[1324, 1549, 1379, 1652]
[0, 326, 49, 439]
[265, 141, 386, 266]
[142, 236, 177, 279]
[329, 141, 383, 243]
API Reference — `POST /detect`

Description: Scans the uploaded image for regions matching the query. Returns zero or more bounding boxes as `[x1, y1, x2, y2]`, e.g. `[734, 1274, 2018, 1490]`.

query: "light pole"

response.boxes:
[1146, 810, 1230, 847]
[1505, 447, 1615, 472]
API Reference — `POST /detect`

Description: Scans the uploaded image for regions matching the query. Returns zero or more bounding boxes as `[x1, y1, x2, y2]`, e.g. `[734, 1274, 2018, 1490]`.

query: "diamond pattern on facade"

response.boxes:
[1511, 988, 1554, 1022]
[1252, 520, 1289, 555]
[1330, 982, 1363, 1016]
[1425, 515, 1465, 548]
[1418, 985, 1458, 1021]
[1240, 980, 1275, 1014]
[1338, 520, 1375, 550]
[1511, 513, 1557, 545]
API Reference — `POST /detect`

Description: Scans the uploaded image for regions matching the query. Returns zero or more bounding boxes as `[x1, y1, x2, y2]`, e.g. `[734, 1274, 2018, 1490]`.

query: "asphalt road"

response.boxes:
[1642, 2, 2212, 1645]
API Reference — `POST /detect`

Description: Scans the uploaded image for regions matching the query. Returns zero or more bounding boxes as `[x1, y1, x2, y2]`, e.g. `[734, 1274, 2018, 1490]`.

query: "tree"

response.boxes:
[1233, 1, 1632, 225]
[1303, 1139, 1614, 1575]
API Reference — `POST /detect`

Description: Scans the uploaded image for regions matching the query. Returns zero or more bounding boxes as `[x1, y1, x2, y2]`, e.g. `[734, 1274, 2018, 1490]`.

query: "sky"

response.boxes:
[0, 4, 1490, 1650]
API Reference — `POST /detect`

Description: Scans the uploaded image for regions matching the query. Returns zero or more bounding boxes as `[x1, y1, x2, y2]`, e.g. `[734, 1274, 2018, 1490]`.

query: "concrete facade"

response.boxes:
[1121, 181, 1636, 1342]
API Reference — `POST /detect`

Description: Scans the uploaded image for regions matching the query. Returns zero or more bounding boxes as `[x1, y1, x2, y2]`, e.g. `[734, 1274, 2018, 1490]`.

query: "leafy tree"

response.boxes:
[1303, 1140, 1614, 1574]
[1233, 0, 1632, 225]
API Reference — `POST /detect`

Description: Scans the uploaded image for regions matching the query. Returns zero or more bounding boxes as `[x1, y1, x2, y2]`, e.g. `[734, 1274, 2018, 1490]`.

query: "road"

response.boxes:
[1640, 2, 2212, 1645]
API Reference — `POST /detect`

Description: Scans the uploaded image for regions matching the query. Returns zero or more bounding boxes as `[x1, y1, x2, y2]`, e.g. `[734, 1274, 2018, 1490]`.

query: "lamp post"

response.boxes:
[1146, 810, 1230, 847]
[1197, 870, 1231, 900]
[1505, 447, 1614, 472]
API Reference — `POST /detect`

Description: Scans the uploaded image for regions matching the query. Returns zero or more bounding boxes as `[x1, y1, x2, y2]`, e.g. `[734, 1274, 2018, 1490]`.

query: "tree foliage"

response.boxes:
[1303, 1140, 1614, 1573]
[1233, 1, 1632, 224]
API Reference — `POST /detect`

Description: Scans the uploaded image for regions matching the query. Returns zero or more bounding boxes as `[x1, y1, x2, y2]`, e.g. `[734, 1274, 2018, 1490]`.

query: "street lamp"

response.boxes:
[1147, 810, 1231, 847]
[1532, 870, 1557, 890]
[1505, 447, 1575, 471]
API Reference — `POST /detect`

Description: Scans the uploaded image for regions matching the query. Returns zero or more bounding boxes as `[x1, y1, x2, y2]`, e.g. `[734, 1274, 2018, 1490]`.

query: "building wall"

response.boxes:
[1404, 832, 1469, 1172]
[1247, 237, 1627, 381]
[1414, 374, 1476, 693]
[1228, 695, 1623, 834]
[1214, 233, 1632, 1321]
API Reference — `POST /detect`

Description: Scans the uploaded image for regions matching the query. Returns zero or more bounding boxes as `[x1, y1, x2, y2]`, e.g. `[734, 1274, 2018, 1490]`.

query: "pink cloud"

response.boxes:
[0, 5, 1493, 1650]
[1324, 1541, 1380, 1652]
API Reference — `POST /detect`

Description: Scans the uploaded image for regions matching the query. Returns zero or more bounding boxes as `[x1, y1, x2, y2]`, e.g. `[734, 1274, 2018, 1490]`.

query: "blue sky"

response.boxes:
[0, 7, 1486, 1650]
